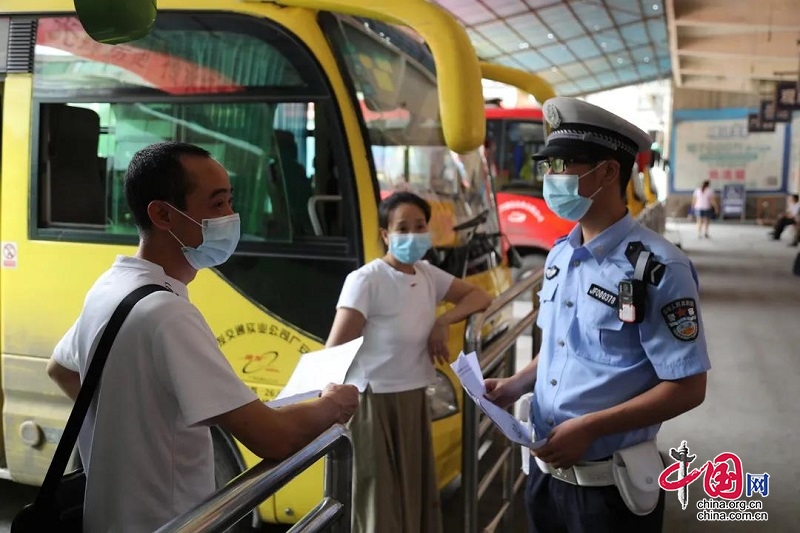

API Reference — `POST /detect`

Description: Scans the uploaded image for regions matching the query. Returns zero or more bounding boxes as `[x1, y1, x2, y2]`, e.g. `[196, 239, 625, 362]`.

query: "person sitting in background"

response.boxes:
[770, 193, 799, 246]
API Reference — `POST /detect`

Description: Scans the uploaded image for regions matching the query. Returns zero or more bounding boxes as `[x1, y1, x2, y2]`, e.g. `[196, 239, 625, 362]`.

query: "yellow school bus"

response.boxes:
[0, 0, 512, 527]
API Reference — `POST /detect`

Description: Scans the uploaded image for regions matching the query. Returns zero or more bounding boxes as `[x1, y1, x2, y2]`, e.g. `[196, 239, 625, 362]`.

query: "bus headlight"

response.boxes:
[427, 370, 459, 421]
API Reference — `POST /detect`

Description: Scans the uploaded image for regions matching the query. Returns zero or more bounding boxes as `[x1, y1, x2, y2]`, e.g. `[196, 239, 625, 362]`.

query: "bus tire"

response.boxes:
[212, 428, 258, 532]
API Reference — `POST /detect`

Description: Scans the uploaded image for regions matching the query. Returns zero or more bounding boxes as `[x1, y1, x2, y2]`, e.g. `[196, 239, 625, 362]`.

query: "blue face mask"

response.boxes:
[168, 205, 241, 269]
[389, 232, 432, 264]
[543, 162, 607, 221]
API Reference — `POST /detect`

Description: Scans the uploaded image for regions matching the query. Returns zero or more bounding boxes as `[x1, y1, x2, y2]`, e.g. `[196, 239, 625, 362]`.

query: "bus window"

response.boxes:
[324, 17, 501, 244]
[494, 119, 546, 196]
[32, 15, 343, 242]
[485, 118, 504, 181]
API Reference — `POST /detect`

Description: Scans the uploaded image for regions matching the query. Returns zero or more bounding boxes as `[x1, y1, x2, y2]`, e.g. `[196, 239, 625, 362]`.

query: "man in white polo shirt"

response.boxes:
[770, 193, 800, 245]
[46, 142, 359, 532]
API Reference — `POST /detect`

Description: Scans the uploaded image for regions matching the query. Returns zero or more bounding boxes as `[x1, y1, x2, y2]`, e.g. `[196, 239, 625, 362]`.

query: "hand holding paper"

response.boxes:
[265, 390, 322, 409]
[275, 337, 364, 401]
[266, 384, 359, 425]
[320, 382, 360, 423]
[450, 351, 547, 449]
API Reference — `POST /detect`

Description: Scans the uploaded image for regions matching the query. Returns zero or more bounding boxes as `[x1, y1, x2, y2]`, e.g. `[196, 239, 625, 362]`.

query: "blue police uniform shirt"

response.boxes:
[532, 213, 711, 461]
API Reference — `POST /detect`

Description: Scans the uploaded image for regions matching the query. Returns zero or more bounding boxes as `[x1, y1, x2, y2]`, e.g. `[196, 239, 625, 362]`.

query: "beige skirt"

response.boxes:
[348, 387, 443, 533]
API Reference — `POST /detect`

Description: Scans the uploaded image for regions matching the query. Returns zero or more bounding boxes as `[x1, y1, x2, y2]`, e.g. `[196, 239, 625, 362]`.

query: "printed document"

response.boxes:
[451, 351, 547, 449]
[266, 390, 322, 409]
[275, 337, 364, 401]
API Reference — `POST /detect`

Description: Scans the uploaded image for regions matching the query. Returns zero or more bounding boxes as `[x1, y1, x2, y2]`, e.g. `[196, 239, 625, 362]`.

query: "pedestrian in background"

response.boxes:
[692, 180, 718, 238]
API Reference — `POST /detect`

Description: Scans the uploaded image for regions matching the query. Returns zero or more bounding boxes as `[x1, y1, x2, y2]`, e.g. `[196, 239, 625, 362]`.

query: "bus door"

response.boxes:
[322, 14, 510, 490]
[0, 17, 6, 471]
[324, 15, 505, 279]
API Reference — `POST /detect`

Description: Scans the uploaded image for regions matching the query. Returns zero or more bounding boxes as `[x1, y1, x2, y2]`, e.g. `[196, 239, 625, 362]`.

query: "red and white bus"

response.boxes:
[485, 105, 574, 276]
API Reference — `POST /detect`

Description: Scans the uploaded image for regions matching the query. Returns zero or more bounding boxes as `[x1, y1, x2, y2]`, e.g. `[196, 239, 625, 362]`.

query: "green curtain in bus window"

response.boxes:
[32, 14, 329, 242]
[34, 17, 305, 94]
[105, 102, 288, 242]
[133, 31, 302, 93]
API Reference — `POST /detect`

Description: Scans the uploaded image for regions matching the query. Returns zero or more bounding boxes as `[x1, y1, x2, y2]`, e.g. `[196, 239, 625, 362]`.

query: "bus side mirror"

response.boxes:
[73, 0, 157, 44]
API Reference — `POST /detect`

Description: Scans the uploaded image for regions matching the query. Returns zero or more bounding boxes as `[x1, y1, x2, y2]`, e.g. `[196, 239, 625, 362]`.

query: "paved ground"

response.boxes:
[2, 220, 797, 532]
[656, 220, 799, 532]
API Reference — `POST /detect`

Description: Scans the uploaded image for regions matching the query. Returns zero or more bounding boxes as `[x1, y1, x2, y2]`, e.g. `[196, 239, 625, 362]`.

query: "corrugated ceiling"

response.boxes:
[435, 0, 672, 96]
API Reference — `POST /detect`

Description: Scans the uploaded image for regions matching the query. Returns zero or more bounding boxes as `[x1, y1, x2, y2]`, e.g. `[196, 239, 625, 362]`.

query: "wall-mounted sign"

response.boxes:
[775, 81, 800, 111]
[674, 116, 785, 192]
[751, 100, 778, 132]
[748, 112, 775, 133]
[721, 183, 746, 220]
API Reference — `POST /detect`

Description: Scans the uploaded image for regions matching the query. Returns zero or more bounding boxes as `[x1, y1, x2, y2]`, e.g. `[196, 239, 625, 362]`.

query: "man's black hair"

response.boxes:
[378, 191, 432, 229]
[124, 141, 211, 232]
[791, 193, 799, 203]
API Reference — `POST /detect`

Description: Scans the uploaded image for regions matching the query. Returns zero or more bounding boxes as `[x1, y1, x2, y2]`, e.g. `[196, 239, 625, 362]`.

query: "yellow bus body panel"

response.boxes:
[0, 0, 510, 524]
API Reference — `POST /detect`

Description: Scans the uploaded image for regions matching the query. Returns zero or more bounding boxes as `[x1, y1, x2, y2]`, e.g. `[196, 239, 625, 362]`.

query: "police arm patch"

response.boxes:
[660, 298, 699, 341]
[545, 265, 560, 279]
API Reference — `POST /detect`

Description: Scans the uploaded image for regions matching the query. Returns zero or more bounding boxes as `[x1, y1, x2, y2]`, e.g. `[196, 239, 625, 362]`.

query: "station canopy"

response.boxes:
[665, 0, 800, 95]
[436, 0, 672, 97]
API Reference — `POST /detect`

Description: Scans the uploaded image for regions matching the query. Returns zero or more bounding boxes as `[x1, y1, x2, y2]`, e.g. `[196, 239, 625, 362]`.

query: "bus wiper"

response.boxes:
[452, 209, 489, 231]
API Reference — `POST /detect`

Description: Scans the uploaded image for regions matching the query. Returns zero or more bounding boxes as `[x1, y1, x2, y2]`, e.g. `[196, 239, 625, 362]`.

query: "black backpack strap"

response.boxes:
[35, 283, 170, 508]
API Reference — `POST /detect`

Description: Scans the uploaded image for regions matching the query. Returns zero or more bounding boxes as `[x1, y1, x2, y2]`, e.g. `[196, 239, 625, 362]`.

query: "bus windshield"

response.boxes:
[326, 17, 499, 245]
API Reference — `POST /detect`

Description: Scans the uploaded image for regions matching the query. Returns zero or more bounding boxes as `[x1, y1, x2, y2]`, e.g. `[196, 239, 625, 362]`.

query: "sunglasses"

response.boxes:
[536, 158, 599, 175]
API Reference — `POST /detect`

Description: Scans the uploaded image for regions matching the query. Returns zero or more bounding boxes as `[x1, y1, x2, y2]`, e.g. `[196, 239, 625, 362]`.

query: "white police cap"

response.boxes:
[533, 96, 652, 161]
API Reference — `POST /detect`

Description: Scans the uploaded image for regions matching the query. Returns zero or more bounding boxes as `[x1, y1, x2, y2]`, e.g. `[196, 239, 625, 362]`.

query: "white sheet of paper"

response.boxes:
[275, 337, 364, 400]
[265, 390, 322, 409]
[451, 351, 547, 450]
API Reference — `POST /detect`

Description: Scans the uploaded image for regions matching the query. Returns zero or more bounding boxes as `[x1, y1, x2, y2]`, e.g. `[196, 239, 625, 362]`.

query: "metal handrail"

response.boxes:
[461, 270, 544, 533]
[466, 270, 543, 370]
[307, 195, 342, 237]
[155, 425, 353, 533]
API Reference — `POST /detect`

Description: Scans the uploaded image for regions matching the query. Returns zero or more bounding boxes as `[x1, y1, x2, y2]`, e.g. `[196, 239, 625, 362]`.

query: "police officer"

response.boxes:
[485, 97, 711, 532]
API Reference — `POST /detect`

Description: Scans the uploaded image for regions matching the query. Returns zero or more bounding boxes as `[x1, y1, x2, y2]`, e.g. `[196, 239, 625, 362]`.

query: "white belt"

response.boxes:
[533, 453, 615, 487]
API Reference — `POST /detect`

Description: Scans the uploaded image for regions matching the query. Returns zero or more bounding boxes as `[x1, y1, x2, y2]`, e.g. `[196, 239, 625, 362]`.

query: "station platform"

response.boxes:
[655, 219, 799, 532]
[1, 221, 797, 533]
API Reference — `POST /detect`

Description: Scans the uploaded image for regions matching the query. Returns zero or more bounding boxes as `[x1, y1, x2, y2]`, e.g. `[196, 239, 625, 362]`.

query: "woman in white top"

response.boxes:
[326, 191, 492, 533]
[692, 180, 718, 238]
